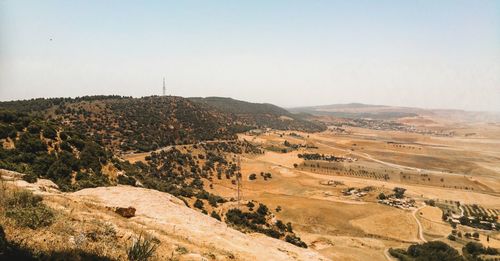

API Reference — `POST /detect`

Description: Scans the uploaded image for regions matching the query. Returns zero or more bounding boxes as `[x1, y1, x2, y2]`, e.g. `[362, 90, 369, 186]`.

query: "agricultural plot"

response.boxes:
[463, 204, 499, 218]
[298, 161, 391, 181]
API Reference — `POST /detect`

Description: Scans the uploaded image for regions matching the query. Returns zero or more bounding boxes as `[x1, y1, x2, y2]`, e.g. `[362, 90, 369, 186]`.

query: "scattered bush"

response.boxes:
[194, 199, 204, 210]
[390, 241, 464, 261]
[127, 234, 158, 261]
[21, 173, 37, 183]
[210, 211, 221, 221]
[117, 175, 136, 186]
[377, 193, 387, 200]
[424, 199, 436, 206]
[256, 204, 268, 216]
[285, 235, 308, 248]
[462, 241, 498, 259]
[393, 187, 406, 199]
[4, 190, 55, 229]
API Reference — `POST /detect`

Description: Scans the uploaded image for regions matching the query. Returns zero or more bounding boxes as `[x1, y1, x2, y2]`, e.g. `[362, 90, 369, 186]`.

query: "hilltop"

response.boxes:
[0, 96, 325, 153]
[189, 97, 326, 132]
[0, 95, 319, 256]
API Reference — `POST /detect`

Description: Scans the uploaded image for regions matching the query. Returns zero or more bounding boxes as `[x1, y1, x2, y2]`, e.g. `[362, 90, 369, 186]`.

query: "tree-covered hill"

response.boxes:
[0, 96, 325, 153]
[189, 97, 326, 132]
[0, 95, 317, 247]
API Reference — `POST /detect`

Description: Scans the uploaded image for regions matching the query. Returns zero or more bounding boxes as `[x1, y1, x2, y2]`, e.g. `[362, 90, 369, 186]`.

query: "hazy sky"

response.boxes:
[1, 1, 499, 111]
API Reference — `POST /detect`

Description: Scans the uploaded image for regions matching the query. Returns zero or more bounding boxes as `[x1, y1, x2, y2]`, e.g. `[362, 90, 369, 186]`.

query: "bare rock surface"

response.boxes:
[73, 186, 327, 261]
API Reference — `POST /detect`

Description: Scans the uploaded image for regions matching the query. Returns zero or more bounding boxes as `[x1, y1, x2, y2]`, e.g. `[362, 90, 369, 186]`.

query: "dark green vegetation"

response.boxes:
[0, 96, 237, 152]
[389, 241, 500, 261]
[140, 140, 261, 200]
[225, 203, 307, 248]
[297, 153, 349, 162]
[440, 203, 499, 231]
[0, 96, 314, 248]
[189, 97, 326, 132]
[3, 190, 54, 229]
[127, 235, 159, 261]
[0, 224, 112, 261]
[458, 204, 499, 231]
[389, 241, 464, 261]
[0, 110, 112, 191]
[462, 242, 499, 260]
[1, 96, 325, 153]
[0, 185, 113, 261]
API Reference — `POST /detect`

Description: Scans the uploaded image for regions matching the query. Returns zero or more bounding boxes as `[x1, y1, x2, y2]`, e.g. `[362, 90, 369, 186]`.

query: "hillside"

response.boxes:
[0, 171, 326, 260]
[0, 96, 237, 153]
[0, 96, 325, 153]
[189, 97, 326, 132]
[0, 96, 316, 251]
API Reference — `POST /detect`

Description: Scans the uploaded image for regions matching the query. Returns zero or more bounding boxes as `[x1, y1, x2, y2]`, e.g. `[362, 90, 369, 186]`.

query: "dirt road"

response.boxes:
[412, 206, 427, 243]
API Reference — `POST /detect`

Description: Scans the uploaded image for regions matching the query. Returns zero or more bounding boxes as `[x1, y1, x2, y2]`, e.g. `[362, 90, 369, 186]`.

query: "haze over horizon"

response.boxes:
[1, 0, 499, 112]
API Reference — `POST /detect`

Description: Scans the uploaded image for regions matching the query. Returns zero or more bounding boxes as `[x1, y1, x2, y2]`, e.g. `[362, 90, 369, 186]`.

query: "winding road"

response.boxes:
[384, 205, 427, 261]
[412, 205, 428, 243]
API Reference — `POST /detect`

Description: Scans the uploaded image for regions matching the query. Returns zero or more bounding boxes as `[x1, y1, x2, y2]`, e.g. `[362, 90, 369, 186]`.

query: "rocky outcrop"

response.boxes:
[115, 207, 136, 218]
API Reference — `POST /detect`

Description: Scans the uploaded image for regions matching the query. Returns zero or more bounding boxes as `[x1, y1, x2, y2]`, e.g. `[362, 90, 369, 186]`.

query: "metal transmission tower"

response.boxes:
[162, 77, 166, 96]
[236, 155, 242, 209]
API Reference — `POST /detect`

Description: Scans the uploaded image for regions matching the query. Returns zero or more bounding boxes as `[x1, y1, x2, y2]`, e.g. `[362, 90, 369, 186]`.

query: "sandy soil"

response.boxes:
[231, 125, 500, 259]
[416, 206, 451, 240]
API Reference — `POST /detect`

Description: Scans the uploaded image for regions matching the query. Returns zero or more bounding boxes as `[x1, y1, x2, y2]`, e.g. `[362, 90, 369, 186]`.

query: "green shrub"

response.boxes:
[393, 187, 406, 199]
[0, 124, 16, 139]
[391, 241, 464, 261]
[42, 126, 57, 140]
[194, 199, 204, 210]
[21, 173, 37, 183]
[117, 175, 136, 186]
[210, 211, 221, 221]
[127, 234, 158, 261]
[4, 190, 54, 229]
[285, 235, 308, 248]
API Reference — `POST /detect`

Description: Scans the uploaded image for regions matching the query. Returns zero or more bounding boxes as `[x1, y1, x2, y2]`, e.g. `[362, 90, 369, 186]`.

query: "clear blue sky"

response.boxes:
[1, 0, 499, 111]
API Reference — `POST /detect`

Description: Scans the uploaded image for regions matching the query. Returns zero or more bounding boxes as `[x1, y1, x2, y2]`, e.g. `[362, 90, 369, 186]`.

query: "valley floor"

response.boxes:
[218, 125, 500, 260]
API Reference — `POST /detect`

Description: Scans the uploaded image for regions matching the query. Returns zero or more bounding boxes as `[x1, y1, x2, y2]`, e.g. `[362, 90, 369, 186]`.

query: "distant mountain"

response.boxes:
[290, 103, 500, 122]
[189, 97, 326, 132]
[290, 103, 420, 120]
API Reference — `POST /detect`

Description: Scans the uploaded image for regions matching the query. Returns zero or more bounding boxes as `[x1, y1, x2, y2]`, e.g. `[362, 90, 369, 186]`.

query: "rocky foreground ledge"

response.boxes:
[0, 169, 328, 261]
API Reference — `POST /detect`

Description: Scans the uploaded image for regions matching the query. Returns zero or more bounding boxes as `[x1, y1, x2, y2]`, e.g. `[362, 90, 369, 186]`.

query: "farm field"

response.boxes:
[226, 122, 500, 259]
